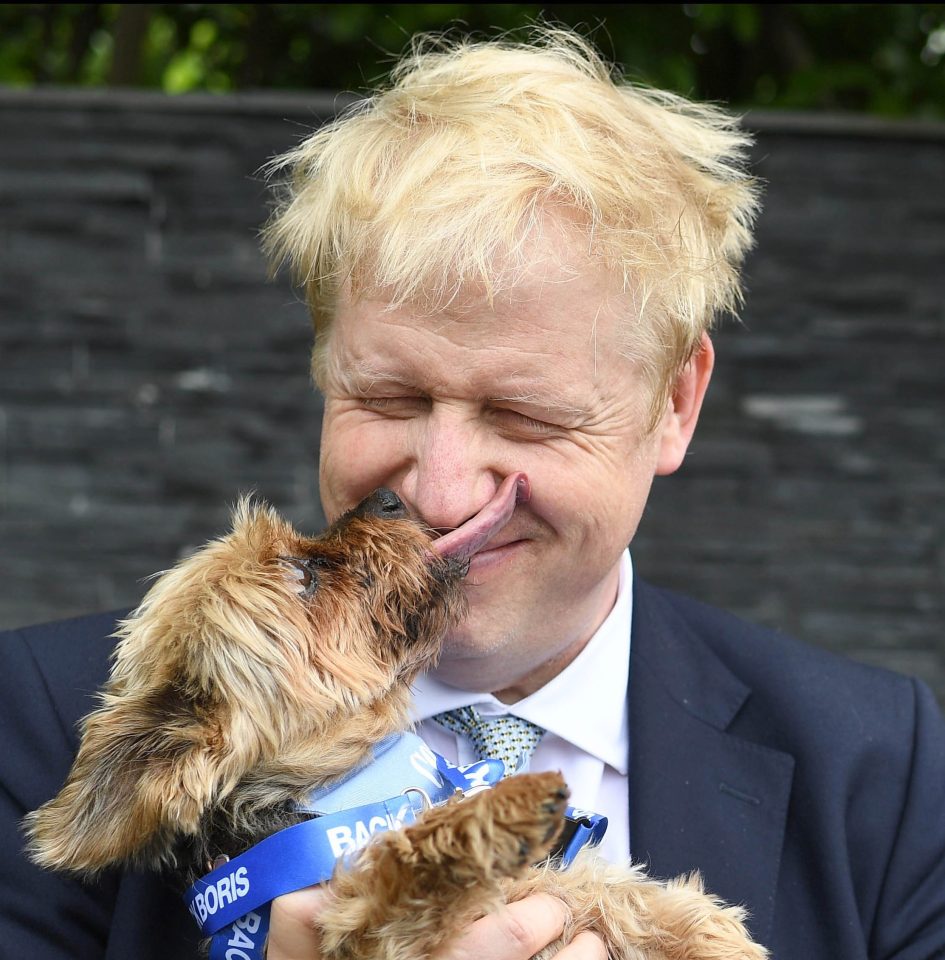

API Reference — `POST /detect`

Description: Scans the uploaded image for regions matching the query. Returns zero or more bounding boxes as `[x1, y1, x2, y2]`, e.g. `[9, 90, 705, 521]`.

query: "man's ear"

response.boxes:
[655, 334, 714, 476]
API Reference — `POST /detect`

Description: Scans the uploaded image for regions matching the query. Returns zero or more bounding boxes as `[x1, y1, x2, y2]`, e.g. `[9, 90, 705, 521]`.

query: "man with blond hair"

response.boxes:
[3, 29, 944, 960]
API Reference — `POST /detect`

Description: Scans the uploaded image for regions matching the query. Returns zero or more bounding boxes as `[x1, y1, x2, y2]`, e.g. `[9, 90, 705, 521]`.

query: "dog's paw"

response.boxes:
[482, 771, 570, 870]
[380, 770, 568, 885]
[319, 774, 570, 960]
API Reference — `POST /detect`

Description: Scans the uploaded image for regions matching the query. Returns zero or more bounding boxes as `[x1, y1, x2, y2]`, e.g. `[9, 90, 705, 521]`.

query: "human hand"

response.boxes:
[434, 893, 606, 960]
[266, 886, 330, 960]
[266, 890, 606, 960]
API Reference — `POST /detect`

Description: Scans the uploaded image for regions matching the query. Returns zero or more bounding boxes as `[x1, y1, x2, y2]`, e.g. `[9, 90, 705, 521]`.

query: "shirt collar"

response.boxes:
[411, 551, 632, 774]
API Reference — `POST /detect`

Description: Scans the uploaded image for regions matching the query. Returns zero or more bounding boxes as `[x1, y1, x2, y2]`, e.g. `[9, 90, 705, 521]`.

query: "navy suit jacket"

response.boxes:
[2, 578, 944, 959]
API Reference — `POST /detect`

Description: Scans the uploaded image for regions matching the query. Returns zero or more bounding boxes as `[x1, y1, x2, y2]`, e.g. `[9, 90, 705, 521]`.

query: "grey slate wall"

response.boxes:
[1, 89, 943, 705]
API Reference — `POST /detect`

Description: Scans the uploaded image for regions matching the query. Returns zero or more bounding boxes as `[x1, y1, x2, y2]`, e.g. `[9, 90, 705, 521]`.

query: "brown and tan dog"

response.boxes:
[26, 477, 766, 960]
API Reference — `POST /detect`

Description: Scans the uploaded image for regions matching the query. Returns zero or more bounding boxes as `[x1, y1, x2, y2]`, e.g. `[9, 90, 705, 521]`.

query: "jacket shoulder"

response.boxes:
[636, 579, 925, 746]
[0, 610, 127, 764]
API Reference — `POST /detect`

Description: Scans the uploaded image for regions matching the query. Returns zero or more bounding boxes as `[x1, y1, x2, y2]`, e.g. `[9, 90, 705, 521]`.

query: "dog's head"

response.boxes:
[25, 490, 466, 874]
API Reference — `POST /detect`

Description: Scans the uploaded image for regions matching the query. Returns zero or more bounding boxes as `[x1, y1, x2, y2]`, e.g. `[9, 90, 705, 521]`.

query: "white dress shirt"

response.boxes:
[411, 551, 633, 864]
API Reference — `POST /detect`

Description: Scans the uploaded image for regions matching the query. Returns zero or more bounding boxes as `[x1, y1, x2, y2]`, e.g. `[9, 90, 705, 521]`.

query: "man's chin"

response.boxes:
[439, 623, 513, 662]
[434, 622, 526, 688]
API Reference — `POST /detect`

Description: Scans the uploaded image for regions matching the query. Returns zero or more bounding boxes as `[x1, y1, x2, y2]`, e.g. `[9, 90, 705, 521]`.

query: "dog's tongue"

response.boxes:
[430, 473, 529, 560]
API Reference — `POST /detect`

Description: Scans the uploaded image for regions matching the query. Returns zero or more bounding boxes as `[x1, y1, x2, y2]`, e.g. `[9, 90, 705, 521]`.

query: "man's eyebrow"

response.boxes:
[490, 392, 587, 419]
[337, 362, 418, 392]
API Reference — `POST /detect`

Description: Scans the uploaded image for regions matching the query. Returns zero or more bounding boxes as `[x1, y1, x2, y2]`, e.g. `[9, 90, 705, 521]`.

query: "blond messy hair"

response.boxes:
[263, 28, 761, 425]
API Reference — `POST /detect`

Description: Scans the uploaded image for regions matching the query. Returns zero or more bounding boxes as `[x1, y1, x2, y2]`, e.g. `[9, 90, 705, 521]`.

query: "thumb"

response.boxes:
[266, 886, 331, 960]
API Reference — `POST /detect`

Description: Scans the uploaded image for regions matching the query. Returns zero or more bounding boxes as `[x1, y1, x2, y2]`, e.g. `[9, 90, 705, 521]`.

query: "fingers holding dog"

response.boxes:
[267, 886, 330, 960]
[552, 930, 609, 960]
[268, 889, 582, 960]
[435, 893, 572, 960]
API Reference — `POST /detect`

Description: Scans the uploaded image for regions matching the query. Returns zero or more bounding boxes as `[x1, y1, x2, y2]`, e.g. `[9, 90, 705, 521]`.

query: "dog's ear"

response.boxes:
[24, 684, 233, 875]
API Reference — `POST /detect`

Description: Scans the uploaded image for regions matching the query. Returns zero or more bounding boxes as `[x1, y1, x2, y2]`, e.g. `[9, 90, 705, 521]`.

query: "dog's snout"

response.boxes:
[353, 488, 408, 520]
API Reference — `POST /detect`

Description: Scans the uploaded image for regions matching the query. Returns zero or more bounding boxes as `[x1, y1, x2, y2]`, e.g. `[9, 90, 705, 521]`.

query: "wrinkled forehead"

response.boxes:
[331, 202, 630, 326]
[331, 270, 631, 368]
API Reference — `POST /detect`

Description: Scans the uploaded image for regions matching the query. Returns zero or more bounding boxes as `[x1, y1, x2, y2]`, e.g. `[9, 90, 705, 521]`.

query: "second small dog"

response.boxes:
[27, 477, 766, 960]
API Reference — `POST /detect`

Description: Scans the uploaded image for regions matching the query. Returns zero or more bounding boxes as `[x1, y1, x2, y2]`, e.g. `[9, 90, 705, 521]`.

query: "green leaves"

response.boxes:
[2, 3, 944, 118]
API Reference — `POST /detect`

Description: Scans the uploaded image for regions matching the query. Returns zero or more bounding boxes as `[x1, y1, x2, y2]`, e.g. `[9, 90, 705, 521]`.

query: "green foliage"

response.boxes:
[2, 3, 944, 118]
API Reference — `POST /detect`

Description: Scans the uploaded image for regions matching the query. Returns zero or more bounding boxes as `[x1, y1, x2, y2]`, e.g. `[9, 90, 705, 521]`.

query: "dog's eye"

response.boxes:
[281, 558, 319, 596]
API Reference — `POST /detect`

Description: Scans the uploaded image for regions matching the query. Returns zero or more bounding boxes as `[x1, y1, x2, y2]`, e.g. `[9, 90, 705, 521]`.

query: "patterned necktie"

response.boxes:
[432, 707, 545, 777]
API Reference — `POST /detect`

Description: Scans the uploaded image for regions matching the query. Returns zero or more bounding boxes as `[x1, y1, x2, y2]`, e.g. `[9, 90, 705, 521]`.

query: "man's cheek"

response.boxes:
[319, 425, 402, 516]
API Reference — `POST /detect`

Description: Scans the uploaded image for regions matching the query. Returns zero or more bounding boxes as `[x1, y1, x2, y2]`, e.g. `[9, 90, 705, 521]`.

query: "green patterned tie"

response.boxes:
[432, 707, 545, 776]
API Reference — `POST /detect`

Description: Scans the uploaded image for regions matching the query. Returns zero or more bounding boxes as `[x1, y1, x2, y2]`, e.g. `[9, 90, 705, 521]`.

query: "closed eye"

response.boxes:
[489, 407, 559, 437]
[358, 396, 430, 418]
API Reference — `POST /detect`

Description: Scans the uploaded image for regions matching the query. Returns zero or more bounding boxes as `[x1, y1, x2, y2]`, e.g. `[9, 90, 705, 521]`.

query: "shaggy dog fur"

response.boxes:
[26, 492, 767, 960]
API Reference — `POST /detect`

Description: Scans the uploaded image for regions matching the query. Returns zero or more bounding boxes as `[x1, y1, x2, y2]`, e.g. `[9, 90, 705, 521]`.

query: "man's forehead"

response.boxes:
[335, 215, 629, 330]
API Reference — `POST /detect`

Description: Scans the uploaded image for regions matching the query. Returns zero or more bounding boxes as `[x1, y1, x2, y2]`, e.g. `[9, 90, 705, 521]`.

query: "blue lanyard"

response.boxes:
[187, 793, 430, 959]
[184, 735, 606, 960]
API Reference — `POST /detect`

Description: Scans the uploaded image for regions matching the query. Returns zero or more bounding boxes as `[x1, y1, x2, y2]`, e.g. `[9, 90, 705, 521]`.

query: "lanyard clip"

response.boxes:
[548, 807, 609, 868]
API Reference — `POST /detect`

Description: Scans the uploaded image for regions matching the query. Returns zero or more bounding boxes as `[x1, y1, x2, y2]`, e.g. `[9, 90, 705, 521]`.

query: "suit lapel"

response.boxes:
[628, 578, 794, 946]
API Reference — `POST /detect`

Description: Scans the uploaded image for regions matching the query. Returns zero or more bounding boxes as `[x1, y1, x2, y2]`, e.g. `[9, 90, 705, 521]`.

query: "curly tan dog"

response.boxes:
[26, 477, 766, 960]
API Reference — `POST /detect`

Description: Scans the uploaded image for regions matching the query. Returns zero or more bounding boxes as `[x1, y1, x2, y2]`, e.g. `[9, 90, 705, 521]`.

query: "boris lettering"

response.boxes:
[189, 866, 251, 924]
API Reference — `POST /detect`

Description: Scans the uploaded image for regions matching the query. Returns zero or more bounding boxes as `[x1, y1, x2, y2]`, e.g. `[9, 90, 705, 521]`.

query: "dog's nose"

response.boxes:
[352, 488, 408, 520]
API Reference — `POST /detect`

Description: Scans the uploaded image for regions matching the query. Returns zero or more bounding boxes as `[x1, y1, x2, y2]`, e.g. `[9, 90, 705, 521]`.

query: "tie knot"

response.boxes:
[432, 707, 545, 777]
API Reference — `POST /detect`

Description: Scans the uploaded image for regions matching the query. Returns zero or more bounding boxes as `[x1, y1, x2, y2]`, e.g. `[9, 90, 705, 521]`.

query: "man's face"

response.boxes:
[317, 221, 703, 699]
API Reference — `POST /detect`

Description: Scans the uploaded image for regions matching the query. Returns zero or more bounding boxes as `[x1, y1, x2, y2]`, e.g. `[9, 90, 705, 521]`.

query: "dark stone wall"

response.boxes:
[1, 89, 942, 705]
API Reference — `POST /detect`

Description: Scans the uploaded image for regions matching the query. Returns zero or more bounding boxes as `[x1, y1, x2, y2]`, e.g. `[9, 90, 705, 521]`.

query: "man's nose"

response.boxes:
[400, 408, 500, 533]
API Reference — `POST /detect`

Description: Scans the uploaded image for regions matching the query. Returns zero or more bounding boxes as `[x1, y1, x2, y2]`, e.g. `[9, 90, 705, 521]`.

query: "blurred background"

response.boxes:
[1, 4, 943, 705]
[3, 3, 945, 115]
